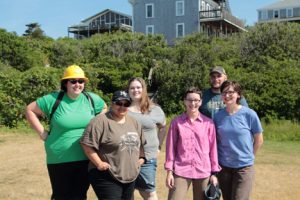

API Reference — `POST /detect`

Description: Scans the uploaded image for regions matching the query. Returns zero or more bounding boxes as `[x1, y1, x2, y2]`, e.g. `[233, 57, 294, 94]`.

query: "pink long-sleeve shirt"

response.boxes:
[165, 113, 221, 179]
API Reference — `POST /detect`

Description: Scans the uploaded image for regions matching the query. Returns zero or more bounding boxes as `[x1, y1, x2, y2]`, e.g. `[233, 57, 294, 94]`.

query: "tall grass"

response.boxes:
[1, 119, 299, 142]
[262, 120, 300, 141]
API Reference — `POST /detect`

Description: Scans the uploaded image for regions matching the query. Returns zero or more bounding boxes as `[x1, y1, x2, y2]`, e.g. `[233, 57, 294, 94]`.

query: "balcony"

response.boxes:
[68, 22, 132, 39]
[199, 8, 246, 36]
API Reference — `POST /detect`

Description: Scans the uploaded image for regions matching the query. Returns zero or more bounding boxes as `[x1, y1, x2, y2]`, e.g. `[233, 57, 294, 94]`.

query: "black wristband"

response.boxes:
[211, 172, 218, 176]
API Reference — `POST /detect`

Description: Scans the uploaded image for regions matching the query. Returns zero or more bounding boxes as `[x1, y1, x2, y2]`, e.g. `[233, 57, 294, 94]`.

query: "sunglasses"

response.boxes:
[114, 101, 131, 107]
[69, 79, 85, 84]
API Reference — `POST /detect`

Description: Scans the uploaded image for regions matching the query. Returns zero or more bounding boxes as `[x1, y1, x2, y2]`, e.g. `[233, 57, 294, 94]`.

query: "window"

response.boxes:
[176, 23, 184, 38]
[176, 1, 184, 16]
[261, 10, 268, 20]
[146, 25, 154, 35]
[201, 1, 205, 11]
[274, 10, 279, 18]
[146, 4, 154, 18]
[287, 8, 293, 18]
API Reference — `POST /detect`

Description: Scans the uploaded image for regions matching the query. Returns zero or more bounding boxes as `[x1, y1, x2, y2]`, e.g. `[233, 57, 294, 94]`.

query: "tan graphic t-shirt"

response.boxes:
[81, 112, 145, 183]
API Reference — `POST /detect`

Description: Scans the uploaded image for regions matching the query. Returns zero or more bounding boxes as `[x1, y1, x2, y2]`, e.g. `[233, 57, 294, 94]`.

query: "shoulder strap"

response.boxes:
[83, 92, 96, 115]
[49, 91, 64, 122]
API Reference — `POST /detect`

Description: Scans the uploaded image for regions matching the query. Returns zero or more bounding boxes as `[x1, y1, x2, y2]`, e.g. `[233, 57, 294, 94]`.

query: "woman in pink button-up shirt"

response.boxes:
[165, 87, 221, 200]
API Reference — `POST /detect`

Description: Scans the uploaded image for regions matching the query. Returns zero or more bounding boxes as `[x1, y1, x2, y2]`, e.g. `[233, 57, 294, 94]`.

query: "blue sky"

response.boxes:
[0, 0, 276, 39]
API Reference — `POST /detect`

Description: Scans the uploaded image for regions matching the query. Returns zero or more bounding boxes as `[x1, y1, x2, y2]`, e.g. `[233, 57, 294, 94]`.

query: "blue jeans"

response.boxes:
[135, 158, 157, 192]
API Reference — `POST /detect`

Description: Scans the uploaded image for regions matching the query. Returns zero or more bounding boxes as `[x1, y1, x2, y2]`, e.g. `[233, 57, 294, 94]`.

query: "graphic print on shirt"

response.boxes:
[119, 132, 140, 155]
[207, 99, 225, 117]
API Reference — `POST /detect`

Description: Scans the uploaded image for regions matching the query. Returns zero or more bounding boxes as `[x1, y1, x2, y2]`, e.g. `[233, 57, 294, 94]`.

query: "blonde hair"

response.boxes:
[127, 77, 153, 113]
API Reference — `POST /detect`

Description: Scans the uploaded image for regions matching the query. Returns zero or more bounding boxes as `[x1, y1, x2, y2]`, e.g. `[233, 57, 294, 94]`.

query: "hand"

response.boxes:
[97, 162, 111, 171]
[210, 175, 218, 186]
[166, 171, 175, 189]
[39, 131, 48, 141]
[138, 158, 145, 166]
[156, 149, 160, 157]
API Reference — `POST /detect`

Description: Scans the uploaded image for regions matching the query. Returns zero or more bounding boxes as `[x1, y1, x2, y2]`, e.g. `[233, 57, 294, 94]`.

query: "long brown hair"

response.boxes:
[127, 77, 153, 113]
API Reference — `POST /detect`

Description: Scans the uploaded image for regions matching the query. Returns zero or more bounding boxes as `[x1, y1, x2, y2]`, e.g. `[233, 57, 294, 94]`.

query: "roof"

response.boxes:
[258, 0, 300, 11]
[68, 9, 132, 28]
[82, 9, 131, 23]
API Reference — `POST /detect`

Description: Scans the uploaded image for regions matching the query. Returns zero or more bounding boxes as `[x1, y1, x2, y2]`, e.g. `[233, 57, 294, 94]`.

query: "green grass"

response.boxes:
[0, 121, 34, 134]
[262, 120, 300, 141]
[1, 119, 299, 142]
[256, 140, 300, 166]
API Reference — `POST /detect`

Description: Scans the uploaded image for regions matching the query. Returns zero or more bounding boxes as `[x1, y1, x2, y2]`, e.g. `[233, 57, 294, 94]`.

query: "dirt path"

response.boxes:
[0, 132, 299, 200]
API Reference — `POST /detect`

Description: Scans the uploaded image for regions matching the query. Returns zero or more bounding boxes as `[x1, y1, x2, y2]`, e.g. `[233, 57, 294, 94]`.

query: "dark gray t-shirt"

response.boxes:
[80, 112, 145, 183]
[128, 105, 165, 159]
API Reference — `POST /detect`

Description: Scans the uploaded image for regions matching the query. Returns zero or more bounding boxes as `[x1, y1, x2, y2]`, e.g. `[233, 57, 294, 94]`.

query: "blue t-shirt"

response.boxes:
[213, 106, 263, 168]
[200, 89, 248, 119]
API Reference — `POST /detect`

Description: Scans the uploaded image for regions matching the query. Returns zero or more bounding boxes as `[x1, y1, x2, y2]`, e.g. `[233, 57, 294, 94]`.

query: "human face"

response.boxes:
[111, 100, 130, 119]
[128, 80, 143, 102]
[184, 93, 202, 114]
[221, 86, 240, 106]
[66, 79, 85, 97]
[210, 72, 227, 91]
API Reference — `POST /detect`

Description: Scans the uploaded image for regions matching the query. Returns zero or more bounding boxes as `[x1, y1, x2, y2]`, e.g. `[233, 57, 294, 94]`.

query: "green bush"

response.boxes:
[1, 23, 300, 128]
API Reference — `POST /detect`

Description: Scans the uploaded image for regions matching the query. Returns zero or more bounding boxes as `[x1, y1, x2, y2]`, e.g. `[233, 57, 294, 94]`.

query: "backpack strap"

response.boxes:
[48, 91, 96, 133]
[49, 91, 64, 122]
[83, 92, 97, 115]
[48, 91, 64, 134]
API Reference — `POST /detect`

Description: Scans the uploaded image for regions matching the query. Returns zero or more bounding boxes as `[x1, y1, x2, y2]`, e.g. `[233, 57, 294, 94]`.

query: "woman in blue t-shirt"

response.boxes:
[213, 80, 263, 200]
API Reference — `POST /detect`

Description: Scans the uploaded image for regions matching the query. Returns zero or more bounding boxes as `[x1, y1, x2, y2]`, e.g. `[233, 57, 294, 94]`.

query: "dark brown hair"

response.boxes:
[184, 87, 202, 100]
[220, 80, 242, 104]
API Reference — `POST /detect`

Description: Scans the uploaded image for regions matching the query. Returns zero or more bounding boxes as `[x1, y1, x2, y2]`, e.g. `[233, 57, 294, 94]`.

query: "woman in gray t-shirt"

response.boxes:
[81, 90, 146, 200]
[127, 77, 166, 200]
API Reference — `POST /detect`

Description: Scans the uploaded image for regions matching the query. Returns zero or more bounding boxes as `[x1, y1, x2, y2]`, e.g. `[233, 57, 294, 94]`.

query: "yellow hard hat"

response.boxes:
[61, 65, 88, 81]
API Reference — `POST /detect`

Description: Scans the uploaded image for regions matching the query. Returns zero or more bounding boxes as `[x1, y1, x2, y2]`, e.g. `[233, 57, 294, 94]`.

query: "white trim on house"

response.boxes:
[146, 3, 154, 18]
[176, 1, 185, 16]
[176, 23, 185, 38]
[146, 25, 154, 35]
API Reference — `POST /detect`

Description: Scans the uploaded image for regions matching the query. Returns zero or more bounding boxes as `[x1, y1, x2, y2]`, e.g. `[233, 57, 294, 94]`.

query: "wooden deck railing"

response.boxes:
[200, 8, 245, 28]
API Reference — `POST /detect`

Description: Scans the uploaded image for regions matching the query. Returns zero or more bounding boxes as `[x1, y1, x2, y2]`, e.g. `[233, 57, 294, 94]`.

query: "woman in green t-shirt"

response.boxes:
[25, 65, 107, 200]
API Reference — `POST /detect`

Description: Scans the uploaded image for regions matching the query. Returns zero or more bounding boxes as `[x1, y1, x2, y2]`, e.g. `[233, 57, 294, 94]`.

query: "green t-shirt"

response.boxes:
[37, 91, 105, 164]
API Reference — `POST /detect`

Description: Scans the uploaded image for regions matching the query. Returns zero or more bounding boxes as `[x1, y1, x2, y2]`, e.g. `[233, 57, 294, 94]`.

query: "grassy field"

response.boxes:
[0, 131, 300, 200]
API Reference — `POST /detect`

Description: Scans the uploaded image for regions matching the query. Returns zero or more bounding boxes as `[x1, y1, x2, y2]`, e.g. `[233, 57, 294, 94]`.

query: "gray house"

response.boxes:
[129, 0, 245, 44]
[257, 0, 300, 23]
[68, 9, 132, 39]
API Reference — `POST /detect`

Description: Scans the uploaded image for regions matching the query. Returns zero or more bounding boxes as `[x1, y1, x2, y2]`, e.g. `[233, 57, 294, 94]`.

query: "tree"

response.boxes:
[23, 23, 45, 39]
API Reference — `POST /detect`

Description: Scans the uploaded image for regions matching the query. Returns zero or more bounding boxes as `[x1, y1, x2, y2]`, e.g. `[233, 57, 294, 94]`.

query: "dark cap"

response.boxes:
[112, 90, 131, 103]
[210, 66, 226, 75]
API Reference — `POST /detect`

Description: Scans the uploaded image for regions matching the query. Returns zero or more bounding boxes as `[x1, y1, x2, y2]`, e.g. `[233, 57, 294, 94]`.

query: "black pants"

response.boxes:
[89, 168, 135, 200]
[47, 160, 90, 200]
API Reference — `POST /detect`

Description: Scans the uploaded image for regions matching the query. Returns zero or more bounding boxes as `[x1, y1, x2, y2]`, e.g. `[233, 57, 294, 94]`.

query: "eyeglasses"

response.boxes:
[69, 79, 85, 84]
[114, 101, 131, 107]
[185, 99, 201, 103]
[221, 91, 236, 96]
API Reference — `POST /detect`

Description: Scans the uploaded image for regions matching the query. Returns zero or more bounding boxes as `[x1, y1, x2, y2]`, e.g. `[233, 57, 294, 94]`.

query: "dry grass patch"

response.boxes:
[1, 132, 299, 200]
